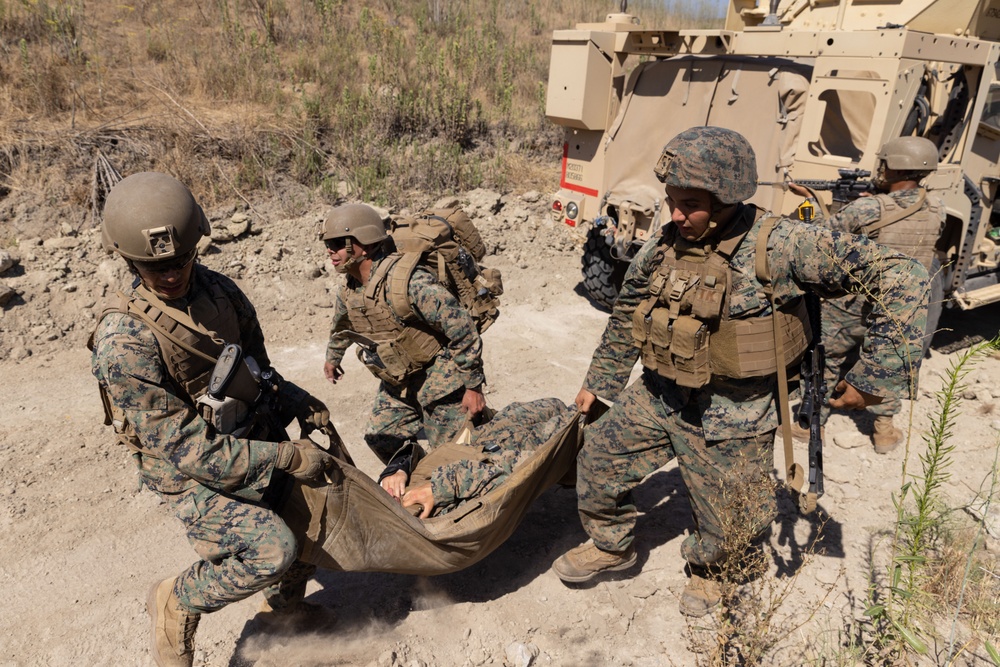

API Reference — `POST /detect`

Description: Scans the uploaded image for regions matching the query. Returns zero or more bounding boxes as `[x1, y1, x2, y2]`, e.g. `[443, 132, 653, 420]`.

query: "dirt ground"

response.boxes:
[1, 186, 999, 667]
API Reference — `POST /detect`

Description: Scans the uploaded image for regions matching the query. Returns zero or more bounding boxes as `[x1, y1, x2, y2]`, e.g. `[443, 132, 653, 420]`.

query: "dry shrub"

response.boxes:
[925, 520, 1000, 637]
[685, 446, 833, 666]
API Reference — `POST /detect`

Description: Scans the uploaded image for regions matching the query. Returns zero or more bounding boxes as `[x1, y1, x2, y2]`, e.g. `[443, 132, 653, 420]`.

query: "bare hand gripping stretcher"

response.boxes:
[276, 404, 598, 575]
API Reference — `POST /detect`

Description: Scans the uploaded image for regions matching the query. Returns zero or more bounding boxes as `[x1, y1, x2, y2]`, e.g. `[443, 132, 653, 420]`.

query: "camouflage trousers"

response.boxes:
[819, 297, 901, 424]
[365, 382, 469, 464]
[578, 375, 776, 568]
[167, 483, 316, 614]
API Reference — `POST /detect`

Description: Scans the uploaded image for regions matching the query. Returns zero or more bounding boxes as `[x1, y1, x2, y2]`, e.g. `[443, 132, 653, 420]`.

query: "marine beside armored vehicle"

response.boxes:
[546, 0, 1000, 327]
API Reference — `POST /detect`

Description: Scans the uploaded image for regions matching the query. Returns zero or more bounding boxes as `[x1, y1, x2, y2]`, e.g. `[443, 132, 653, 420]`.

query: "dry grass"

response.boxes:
[0, 0, 722, 218]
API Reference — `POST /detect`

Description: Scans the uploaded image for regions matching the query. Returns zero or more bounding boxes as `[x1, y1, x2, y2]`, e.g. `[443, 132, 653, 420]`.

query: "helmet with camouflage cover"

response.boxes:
[654, 126, 757, 205]
[322, 204, 388, 245]
[102, 172, 210, 263]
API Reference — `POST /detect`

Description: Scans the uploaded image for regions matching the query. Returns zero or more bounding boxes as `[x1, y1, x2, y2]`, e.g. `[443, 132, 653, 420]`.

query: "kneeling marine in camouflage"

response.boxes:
[90, 172, 335, 667]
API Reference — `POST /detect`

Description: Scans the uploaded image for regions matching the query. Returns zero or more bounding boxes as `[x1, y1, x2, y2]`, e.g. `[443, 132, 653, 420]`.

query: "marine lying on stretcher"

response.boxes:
[279, 396, 590, 575]
[378, 398, 573, 519]
[198, 342, 587, 575]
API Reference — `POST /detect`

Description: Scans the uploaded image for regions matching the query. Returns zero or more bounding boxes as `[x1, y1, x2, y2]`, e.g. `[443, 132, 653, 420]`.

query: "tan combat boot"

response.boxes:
[872, 415, 903, 454]
[146, 577, 200, 667]
[552, 542, 637, 583]
[679, 571, 722, 618]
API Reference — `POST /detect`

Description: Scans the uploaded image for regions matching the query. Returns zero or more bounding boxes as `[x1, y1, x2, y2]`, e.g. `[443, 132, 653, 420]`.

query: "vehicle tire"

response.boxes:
[581, 225, 627, 310]
[922, 256, 944, 358]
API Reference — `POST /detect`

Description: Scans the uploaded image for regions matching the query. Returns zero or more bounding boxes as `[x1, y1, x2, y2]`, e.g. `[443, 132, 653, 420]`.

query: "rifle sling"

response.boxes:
[862, 189, 927, 235]
[754, 216, 804, 496]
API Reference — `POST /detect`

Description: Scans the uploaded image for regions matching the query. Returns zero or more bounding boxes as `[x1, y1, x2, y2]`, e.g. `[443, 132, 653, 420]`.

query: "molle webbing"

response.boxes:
[867, 190, 940, 270]
[342, 259, 444, 385]
[126, 280, 240, 401]
[710, 299, 811, 377]
[634, 210, 808, 385]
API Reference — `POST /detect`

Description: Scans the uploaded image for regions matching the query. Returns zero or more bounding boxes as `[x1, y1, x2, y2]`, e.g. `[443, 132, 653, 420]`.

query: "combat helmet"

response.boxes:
[654, 126, 758, 205]
[322, 203, 388, 274]
[322, 204, 388, 245]
[877, 136, 938, 172]
[102, 172, 210, 263]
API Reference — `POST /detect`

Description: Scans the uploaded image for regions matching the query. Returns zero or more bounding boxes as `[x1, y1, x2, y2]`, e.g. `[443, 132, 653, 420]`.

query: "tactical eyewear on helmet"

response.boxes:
[132, 250, 197, 274]
[324, 237, 349, 252]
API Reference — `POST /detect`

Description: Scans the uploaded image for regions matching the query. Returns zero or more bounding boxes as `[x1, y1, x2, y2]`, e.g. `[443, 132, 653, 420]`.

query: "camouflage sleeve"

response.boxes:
[824, 196, 883, 234]
[582, 235, 660, 400]
[92, 313, 280, 501]
[429, 455, 508, 514]
[408, 270, 486, 389]
[325, 291, 352, 366]
[767, 219, 928, 398]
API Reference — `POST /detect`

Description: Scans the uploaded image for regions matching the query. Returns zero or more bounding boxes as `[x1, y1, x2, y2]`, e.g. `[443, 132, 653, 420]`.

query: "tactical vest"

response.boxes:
[342, 256, 446, 386]
[864, 190, 943, 270]
[90, 270, 242, 459]
[633, 212, 810, 388]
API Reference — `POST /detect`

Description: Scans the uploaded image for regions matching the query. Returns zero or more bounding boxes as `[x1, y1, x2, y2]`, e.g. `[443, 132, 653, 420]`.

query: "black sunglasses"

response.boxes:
[133, 251, 196, 274]
[324, 237, 348, 252]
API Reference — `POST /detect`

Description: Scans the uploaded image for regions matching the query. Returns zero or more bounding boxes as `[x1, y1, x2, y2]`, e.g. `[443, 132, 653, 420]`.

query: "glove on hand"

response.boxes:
[276, 439, 334, 483]
[296, 393, 330, 434]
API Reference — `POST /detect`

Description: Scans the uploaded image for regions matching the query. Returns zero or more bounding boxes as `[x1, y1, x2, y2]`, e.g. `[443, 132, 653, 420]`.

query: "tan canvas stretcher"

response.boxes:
[278, 408, 591, 576]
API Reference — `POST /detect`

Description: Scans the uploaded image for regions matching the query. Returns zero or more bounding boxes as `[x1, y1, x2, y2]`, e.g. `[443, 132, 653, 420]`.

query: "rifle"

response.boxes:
[795, 294, 826, 513]
[760, 168, 877, 206]
[340, 330, 386, 369]
[792, 168, 877, 204]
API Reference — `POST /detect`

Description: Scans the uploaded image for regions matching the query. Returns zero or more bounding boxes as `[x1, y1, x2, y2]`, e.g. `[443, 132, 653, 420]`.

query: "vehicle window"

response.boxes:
[980, 83, 1000, 134]
[807, 88, 877, 161]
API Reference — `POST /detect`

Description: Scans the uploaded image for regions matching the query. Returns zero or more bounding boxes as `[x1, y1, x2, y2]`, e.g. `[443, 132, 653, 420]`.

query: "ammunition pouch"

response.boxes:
[633, 208, 809, 387]
[355, 326, 443, 386]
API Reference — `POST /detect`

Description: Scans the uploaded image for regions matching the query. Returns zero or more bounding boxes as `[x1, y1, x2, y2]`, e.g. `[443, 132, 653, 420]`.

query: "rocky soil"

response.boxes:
[1, 184, 999, 667]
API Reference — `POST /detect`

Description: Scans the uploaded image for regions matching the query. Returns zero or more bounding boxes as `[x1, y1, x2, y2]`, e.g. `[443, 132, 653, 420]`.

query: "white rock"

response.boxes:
[0, 249, 16, 274]
[504, 642, 538, 667]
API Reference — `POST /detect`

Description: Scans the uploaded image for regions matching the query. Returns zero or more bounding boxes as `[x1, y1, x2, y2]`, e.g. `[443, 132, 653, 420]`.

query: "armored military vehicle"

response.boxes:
[546, 0, 1000, 328]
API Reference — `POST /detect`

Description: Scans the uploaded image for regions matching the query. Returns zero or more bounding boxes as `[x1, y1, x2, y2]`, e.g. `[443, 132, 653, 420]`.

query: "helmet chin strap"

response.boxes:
[335, 242, 364, 274]
[692, 202, 738, 242]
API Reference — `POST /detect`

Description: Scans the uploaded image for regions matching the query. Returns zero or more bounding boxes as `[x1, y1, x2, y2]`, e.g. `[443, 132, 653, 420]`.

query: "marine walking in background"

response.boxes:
[321, 203, 489, 500]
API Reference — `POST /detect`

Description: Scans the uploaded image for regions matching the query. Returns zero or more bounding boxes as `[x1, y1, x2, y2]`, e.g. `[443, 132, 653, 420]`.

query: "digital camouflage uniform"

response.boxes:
[326, 256, 486, 463]
[814, 188, 945, 424]
[428, 398, 574, 516]
[578, 204, 928, 567]
[91, 264, 316, 614]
